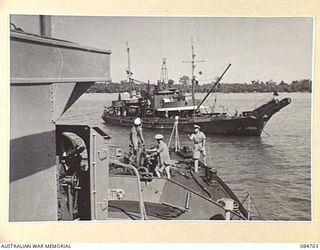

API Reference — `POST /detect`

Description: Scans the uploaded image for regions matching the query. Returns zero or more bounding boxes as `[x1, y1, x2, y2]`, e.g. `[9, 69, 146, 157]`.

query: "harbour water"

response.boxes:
[58, 92, 312, 221]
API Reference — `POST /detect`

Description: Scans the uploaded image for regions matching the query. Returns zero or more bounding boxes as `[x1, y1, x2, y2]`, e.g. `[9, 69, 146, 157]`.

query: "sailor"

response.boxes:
[273, 90, 280, 103]
[147, 134, 171, 179]
[188, 124, 207, 172]
[165, 109, 169, 118]
[130, 117, 145, 167]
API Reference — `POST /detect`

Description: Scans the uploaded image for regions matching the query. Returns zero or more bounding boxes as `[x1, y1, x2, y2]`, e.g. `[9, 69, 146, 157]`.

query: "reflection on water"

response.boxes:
[58, 92, 311, 220]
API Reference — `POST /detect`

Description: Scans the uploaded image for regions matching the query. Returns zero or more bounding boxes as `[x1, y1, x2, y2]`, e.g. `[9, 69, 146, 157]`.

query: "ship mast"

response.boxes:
[126, 42, 133, 98]
[183, 38, 205, 109]
[160, 58, 168, 88]
[191, 38, 196, 106]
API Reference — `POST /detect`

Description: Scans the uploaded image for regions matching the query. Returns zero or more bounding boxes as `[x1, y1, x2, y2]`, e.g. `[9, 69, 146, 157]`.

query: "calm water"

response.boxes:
[58, 92, 312, 221]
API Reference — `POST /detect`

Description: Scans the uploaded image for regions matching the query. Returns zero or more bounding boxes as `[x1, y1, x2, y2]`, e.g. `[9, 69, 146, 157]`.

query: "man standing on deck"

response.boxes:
[130, 117, 145, 167]
[188, 124, 207, 173]
[146, 134, 171, 179]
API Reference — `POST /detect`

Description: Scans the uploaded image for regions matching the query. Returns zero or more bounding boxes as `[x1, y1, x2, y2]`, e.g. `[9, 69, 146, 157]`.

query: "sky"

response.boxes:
[11, 15, 314, 84]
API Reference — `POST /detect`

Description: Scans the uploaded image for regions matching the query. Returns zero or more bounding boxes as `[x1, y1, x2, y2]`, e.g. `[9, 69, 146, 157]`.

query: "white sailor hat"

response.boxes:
[155, 134, 164, 140]
[194, 124, 200, 129]
[134, 117, 142, 125]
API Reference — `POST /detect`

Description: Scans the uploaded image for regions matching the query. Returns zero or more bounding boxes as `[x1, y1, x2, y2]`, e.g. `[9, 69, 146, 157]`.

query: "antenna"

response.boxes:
[182, 38, 205, 108]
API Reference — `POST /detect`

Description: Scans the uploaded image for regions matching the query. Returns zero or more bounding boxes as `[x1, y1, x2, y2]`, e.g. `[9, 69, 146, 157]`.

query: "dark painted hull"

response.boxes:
[102, 97, 291, 136]
[102, 113, 266, 136]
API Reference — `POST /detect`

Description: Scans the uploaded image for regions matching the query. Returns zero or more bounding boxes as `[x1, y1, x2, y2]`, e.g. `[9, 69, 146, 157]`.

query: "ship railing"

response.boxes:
[239, 192, 263, 220]
[168, 116, 181, 152]
[167, 178, 248, 220]
[109, 160, 148, 220]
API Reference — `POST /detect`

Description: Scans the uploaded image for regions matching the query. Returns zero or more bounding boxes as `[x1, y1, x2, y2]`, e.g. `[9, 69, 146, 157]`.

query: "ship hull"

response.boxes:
[102, 113, 266, 136]
[102, 97, 291, 136]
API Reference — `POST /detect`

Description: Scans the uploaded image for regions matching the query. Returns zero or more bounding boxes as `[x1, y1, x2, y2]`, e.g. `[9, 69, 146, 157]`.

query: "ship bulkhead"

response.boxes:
[10, 26, 111, 221]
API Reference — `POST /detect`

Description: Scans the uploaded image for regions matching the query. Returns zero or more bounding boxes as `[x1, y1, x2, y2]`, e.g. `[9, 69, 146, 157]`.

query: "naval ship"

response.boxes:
[102, 42, 291, 136]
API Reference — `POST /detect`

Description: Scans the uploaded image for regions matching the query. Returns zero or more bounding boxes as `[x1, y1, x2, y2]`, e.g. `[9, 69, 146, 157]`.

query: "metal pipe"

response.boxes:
[92, 134, 97, 220]
[185, 193, 191, 210]
[39, 15, 52, 37]
[225, 211, 231, 220]
[248, 192, 251, 220]
[111, 160, 147, 220]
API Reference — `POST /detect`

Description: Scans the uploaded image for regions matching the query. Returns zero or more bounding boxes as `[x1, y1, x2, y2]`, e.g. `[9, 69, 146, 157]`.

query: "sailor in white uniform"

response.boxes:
[188, 124, 207, 172]
[147, 134, 171, 179]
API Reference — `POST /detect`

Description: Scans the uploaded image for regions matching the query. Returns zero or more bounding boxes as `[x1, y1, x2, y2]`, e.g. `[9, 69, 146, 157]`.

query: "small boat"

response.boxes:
[102, 41, 291, 136]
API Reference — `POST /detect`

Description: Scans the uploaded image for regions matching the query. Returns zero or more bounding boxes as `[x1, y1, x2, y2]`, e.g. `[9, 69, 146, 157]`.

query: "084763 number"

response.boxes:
[300, 244, 319, 249]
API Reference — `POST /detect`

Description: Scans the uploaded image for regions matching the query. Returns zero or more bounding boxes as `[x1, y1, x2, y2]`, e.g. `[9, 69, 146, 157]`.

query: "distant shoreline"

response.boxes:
[85, 90, 312, 94]
[86, 79, 312, 94]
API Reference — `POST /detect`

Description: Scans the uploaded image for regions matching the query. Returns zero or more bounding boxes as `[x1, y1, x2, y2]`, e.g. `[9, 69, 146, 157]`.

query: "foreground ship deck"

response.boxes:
[108, 150, 249, 220]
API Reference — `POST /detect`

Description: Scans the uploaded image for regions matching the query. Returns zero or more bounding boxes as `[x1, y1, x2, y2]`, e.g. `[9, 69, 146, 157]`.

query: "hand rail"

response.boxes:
[110, 160, 147, 220]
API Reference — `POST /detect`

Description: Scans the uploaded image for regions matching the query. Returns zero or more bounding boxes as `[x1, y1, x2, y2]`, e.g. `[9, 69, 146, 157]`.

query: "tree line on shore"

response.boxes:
[86, 78, 312, 94]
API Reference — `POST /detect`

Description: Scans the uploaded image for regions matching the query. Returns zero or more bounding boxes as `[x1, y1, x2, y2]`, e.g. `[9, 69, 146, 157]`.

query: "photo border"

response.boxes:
[1, 0, 319, 243]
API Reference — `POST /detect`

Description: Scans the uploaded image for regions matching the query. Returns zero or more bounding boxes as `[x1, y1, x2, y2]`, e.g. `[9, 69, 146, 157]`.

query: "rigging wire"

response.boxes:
[250, 195, 263, 220]
[197, 64, 229, 82]
[262, 129, 272, 137]
[240, 193, 264, 220]
[205, 82, 221, 111]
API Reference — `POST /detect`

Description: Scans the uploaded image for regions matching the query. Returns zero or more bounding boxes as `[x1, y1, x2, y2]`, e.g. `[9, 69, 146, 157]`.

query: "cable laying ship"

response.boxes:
[102, 42, 291, 136]
[10, 16, 257, 221]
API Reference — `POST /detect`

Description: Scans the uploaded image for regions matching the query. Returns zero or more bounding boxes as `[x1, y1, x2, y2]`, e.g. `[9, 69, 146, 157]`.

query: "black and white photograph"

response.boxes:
[9, 14, 314, 223]
[9, 15, 313, 223]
